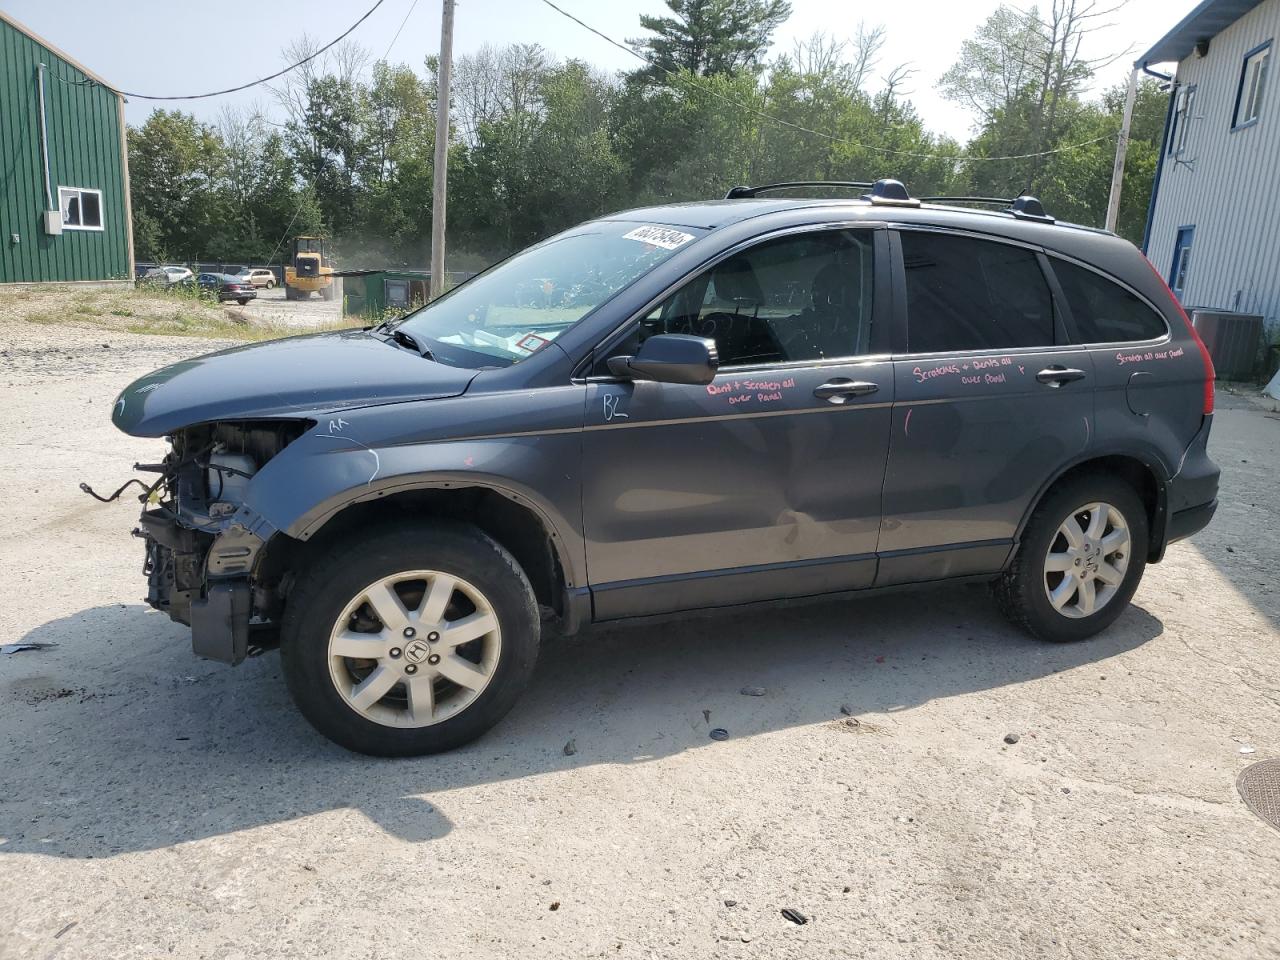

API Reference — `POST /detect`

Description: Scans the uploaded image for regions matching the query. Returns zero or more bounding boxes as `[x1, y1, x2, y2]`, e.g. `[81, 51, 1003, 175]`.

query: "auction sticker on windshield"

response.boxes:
[622, 225, 696, 250]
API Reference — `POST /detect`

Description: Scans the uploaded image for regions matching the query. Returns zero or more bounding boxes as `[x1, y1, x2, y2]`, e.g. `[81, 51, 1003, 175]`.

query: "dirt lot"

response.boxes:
[1, 312, 1278, 960]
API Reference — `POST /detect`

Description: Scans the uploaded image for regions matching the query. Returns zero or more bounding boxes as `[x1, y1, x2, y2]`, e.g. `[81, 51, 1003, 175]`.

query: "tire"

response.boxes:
[994, 473, 1148, 642]
[237, 298, 250, 306]
[265, 280, 274, 289]
[280, 523, 540, 756]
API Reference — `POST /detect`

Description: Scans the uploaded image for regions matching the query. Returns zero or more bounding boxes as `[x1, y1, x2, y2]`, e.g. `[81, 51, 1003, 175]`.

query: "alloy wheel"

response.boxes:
[327, 570, 502, 727]
[1043, 501, 1131, 619]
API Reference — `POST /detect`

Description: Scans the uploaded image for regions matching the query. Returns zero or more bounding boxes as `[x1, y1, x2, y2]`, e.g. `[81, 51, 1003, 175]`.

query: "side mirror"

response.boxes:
[606, 334, 719, 385]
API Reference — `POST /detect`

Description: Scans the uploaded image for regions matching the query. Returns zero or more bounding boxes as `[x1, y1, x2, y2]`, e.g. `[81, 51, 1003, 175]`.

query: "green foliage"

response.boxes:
[127, 7, 1166, 272]
[631, 0, 793, 80]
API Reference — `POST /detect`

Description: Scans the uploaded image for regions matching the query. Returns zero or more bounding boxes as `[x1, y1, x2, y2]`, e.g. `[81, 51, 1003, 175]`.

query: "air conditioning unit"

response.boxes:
[43, 210, 63, 235]
[1190, 309, 1263, 380]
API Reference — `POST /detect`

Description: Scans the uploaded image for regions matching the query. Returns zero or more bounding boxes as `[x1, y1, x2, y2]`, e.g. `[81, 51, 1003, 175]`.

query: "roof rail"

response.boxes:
[919, 194, 1055, 223]
[724, 180, 873, 199]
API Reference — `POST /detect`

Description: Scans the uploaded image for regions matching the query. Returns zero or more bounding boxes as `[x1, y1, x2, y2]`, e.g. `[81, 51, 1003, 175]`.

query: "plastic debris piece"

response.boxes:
[1, 642, 57, 655]
[709, 728, 729, 741]
[563, 739, 577, 756]
[1004, 733, 1020, 745]
[1240, 746, 1257, 755]
[781, 908, 808, 925]
[740, 686, 766, 697]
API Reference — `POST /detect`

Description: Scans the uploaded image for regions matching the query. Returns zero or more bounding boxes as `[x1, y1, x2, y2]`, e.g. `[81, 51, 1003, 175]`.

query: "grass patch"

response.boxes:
[0, 283, 363, 342]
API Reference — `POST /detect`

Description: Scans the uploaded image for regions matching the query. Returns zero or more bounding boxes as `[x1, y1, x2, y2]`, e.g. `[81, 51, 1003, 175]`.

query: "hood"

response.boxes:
[113, 330, 478, 437]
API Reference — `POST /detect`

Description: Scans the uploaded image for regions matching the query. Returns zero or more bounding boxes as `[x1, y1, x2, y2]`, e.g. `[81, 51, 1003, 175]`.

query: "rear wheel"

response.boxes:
[280, 524, 540, 756]
[995, 474, 1148, 642]
[265, 279, 274, 289]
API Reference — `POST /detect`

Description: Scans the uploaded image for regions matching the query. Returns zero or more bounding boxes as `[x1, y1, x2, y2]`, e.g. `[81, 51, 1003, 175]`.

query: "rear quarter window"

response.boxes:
[1052, 259, 1168, 343]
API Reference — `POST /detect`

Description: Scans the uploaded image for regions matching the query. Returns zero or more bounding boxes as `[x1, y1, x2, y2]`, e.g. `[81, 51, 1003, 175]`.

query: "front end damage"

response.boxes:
[135, 421, 309, 664]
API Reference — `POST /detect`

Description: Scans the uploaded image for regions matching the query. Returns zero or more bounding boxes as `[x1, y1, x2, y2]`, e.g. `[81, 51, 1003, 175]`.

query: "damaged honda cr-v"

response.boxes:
[106, 180, 1219, 756]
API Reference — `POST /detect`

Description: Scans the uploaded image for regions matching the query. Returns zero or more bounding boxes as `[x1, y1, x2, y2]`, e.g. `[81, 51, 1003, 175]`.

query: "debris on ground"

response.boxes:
[1, 642, 57, 655]
[703, 709, 711, 724]
[781, 908, 809, 925]
[1004, 733, 1020, 745]
[563, 739, 577, 756]
[740, 686, 766, 697]
[549, 901, 560, 911]
[53, 921, 77, 939]
[1240, 745, 1257, 755]
[724, 899, 737, 907]
[709, 728, 729, 741]
[839, 704, 854, 716]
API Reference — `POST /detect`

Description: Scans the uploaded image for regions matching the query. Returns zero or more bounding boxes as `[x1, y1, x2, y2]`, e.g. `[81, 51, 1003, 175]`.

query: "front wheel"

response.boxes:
[280, 524, 540, 756]
[995, 474, 1148, 642]
[237, 298, 250, 305]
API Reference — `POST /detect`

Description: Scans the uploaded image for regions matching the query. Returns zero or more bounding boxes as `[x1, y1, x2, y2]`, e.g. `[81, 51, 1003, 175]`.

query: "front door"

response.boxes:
[877, 228, 1095, 585]
[582, 226, 894, 620]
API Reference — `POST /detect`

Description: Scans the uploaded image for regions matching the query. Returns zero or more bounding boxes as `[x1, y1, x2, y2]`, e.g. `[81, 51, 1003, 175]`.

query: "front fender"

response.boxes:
[235, 392, 587, 588]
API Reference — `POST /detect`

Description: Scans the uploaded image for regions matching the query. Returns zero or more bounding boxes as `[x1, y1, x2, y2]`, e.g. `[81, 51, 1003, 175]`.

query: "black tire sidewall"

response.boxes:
[280, 524, 540, 756]
[1013, 476, 1149, 642]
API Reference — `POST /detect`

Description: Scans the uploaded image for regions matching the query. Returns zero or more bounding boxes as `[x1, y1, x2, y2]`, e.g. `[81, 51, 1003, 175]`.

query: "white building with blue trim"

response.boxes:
[1141, 0, 1278, 344]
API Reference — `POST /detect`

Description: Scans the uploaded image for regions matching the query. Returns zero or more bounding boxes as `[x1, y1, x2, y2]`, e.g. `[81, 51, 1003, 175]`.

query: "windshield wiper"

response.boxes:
[388, 328, 435, 361]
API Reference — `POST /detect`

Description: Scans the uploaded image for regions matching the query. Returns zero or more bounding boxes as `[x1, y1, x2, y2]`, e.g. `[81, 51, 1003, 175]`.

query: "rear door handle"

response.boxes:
[1036, 366, 1087, 387]
[814, 379, 879, 402]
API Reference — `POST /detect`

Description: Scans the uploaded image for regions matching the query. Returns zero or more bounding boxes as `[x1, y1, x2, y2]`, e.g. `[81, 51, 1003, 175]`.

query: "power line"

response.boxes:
[535, 0, 1118, 164]
[104, 0, 390, 101]
[380, 0, 422, 62]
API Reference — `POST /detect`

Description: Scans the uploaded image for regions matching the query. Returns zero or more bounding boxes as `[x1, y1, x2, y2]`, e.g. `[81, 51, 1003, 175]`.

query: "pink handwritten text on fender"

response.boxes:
[1116, 346, 1184, 365]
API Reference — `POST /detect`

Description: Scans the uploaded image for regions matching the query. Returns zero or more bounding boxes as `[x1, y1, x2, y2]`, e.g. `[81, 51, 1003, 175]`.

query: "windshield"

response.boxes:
[395, 221, 705, 367]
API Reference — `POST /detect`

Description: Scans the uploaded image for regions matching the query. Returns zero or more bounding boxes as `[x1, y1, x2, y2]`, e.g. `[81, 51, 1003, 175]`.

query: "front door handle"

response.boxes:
[814, 379, 879, 402]
[1036, 366, 1087, 387]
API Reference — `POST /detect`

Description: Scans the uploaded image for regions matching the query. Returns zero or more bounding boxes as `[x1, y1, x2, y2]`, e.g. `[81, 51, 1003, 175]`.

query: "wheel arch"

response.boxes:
[257, 480, 585, 633]
[1014, 450, 1171, 564]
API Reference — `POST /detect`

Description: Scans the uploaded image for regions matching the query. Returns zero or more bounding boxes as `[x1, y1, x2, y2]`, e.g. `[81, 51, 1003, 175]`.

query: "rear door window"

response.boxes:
[901, 231, 1055, 353]
[1051, 259, 1168, 343]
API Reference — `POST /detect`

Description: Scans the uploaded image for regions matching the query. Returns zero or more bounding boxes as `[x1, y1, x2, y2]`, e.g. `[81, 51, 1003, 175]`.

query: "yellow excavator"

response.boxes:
[283, 236, 335, 301]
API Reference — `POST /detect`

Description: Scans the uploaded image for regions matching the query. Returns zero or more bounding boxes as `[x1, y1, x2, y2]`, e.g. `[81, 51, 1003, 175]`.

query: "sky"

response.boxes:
[4, 0, 1188, 143]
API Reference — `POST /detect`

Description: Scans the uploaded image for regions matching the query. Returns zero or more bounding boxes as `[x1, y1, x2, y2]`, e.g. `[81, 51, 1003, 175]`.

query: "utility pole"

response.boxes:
[430, 0, 456, 300]
[1105, 67, 1139, 234]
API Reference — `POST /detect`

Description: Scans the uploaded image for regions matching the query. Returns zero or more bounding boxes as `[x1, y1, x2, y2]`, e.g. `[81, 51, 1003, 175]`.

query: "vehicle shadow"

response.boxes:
[0, 585, 1162, 859]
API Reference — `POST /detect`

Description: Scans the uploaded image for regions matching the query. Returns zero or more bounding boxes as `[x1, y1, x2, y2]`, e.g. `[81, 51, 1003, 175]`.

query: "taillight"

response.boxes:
[1141, 253, 1214, 415]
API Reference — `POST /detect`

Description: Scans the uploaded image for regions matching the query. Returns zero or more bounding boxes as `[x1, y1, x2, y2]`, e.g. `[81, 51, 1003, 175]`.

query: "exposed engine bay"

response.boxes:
[133, 420, 308, 654]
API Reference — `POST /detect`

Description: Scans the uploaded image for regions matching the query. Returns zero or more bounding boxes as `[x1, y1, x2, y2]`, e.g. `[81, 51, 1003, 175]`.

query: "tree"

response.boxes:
[940, 1, 1131, 189]
[630, 0, 792, 81]
[127, 110, 227, 262]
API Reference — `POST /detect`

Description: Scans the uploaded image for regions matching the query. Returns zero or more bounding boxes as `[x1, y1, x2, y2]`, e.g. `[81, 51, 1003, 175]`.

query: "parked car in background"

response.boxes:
[137, 265, 193, 286]
[236, 268, 277, 289]
[183, 272, 257, 305]
[109, 179, 1219, 757]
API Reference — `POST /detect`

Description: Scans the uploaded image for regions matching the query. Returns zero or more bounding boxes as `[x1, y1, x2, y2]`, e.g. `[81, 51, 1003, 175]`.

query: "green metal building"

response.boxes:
[0, 11, 133, 285]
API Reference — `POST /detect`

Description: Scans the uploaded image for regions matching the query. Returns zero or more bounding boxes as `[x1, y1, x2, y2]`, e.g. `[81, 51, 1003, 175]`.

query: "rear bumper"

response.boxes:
[1168, 498, 1218, 543]
[1159, 414, 1220, 550]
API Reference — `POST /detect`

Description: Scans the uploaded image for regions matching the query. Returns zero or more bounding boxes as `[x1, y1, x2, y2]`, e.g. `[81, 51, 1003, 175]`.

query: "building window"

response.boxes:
[1233, 41, 1271, 129]
[1169, 226, 1195, 302]
[58, 187, 103, 231]
[1168, 84, 1196, 155]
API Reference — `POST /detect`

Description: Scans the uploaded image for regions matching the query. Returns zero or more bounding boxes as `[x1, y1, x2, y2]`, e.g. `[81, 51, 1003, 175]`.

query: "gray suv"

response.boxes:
[109, 180, 1220, 756]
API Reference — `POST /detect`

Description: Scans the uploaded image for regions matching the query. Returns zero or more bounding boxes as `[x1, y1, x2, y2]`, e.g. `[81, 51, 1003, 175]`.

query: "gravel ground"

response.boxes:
[1, 317, 1278, 960]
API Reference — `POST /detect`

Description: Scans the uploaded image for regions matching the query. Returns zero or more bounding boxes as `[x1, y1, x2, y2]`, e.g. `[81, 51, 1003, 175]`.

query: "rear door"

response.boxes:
[877, 228, 1096, 585]
[582, 225, 895, 619]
